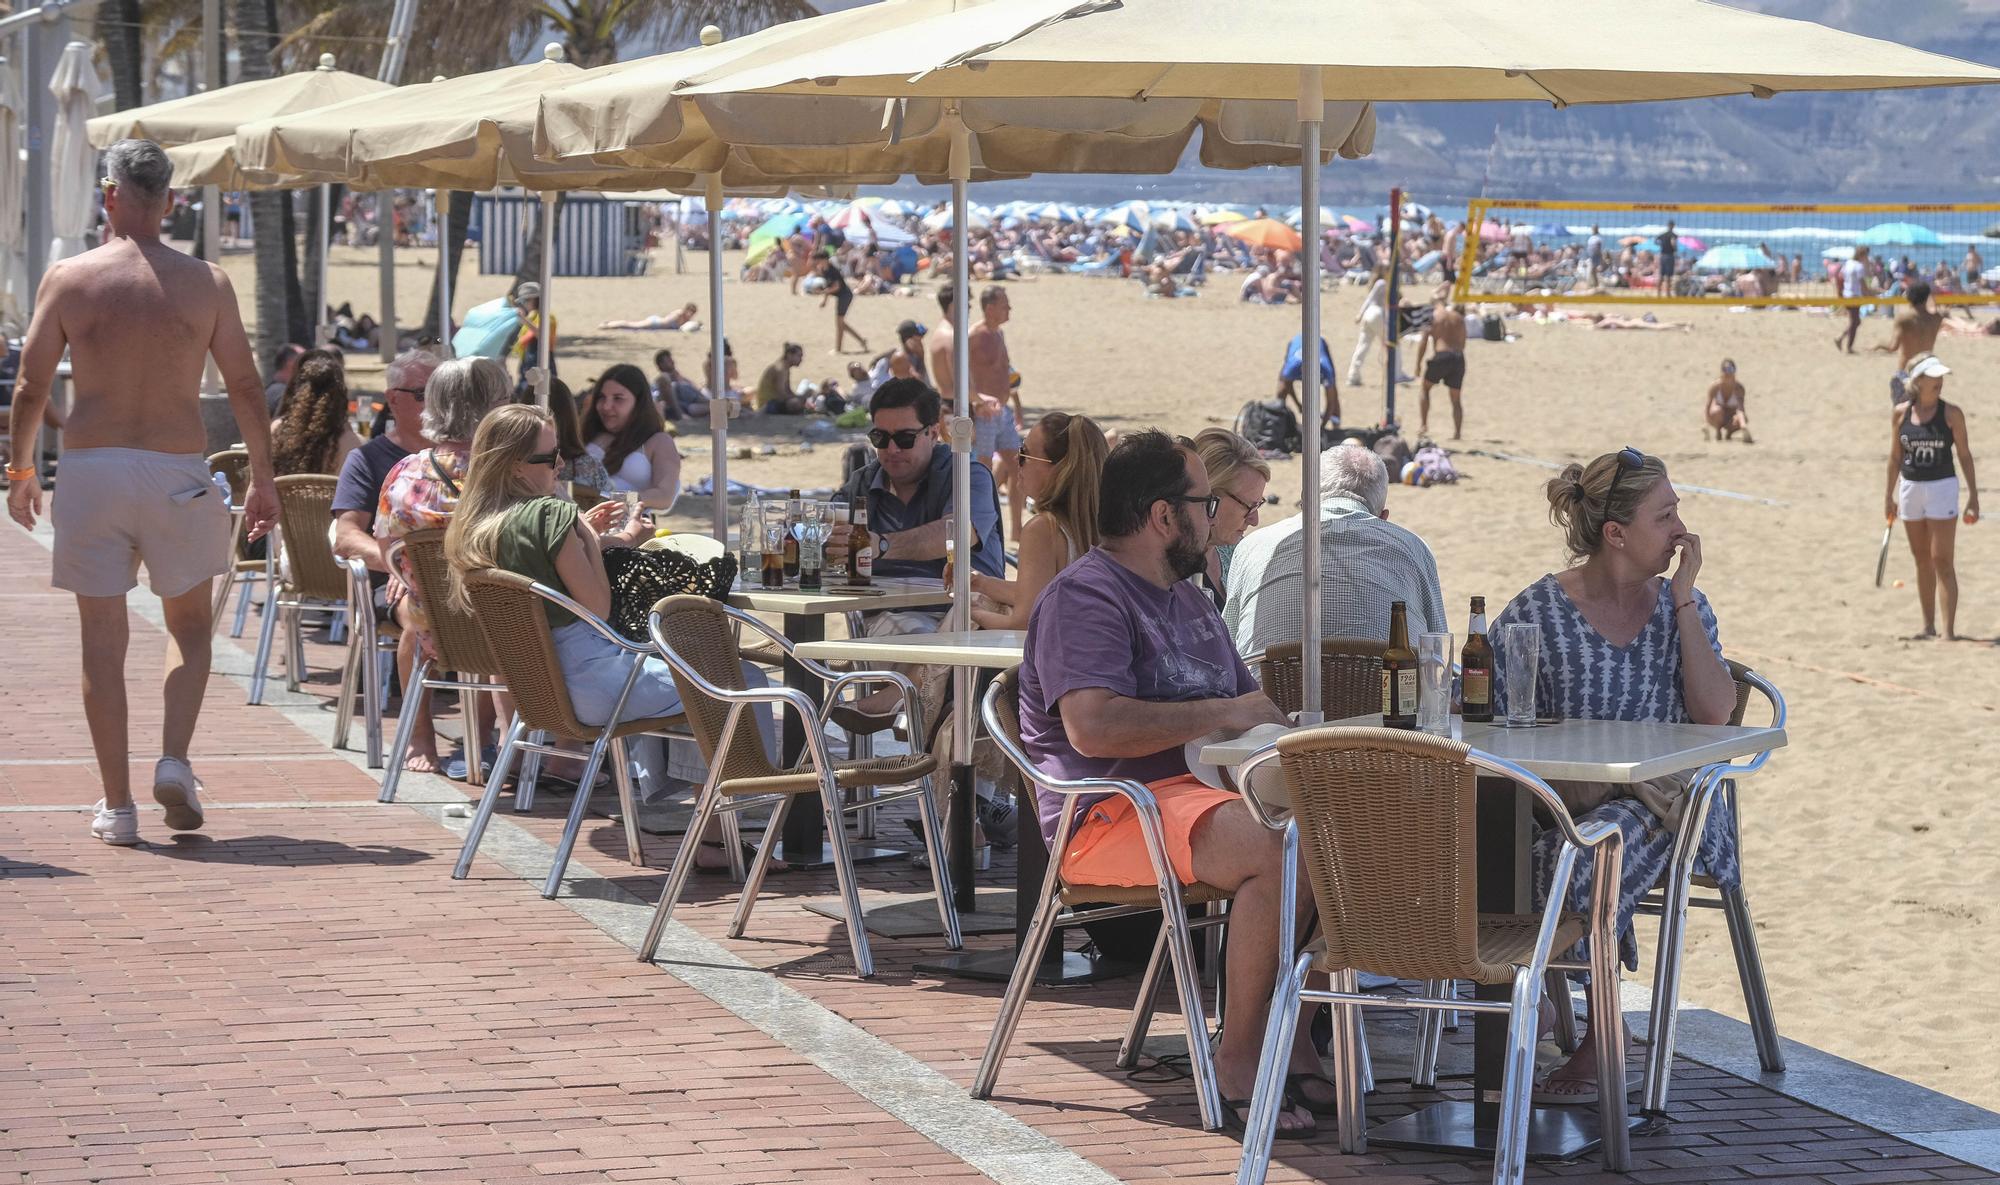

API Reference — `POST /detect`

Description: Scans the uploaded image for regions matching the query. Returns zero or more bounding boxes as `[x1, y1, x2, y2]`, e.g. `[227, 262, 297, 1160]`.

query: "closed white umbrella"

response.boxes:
[46, 41, 97, 264]
[0, 54, 27, 326]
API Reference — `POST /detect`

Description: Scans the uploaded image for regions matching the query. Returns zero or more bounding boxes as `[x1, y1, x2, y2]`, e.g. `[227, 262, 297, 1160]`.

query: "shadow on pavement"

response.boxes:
[146, 833, 434, 867]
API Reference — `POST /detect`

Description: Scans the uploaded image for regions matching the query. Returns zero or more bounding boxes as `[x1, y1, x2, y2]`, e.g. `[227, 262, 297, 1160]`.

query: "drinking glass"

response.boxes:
[1501, 622, 1541, 728]
[1417, 632, 1453, 735]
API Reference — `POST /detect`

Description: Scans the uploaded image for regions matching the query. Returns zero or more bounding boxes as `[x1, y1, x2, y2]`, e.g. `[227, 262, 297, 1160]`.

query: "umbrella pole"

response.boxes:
[316, 183, 332, 346]
[705, 174, 729, 544]
[948, 111, 976, 915]
[435, 187, 452, 354]
[536, 190, 556, 408]
[1297, 69, 1325, 723]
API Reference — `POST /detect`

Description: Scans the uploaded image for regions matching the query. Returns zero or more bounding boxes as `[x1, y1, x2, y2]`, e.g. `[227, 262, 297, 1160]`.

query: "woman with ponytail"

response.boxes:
[1488, 446, 1741, 1106]
[966, 411, 1110, 630]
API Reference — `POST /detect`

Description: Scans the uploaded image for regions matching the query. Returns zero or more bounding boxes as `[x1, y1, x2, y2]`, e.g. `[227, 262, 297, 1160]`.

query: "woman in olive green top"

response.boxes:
[445, 407, 776, 868]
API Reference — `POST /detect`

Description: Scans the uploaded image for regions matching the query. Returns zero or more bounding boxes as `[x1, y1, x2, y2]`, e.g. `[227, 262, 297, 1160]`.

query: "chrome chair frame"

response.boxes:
[376, 539, 506, 804]
[1231, 737, 1630, 1185]
[206, 451, 268, 640]
[972, 676, 1232, 1132]
[244, 523, 393, 769]
[636, 602, 960, 979]
[450, 580, 691, 899]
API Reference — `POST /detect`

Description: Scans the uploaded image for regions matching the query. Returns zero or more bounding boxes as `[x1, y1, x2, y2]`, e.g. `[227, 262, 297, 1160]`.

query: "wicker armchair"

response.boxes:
[377, 530, 510, 803]
[450, 569, 691, 899]
[635, 595, 959, 979]
[971, 668, 1236, 1131]
[1254, 639, 1389, 718]
[1231, 727, 1629, 1185]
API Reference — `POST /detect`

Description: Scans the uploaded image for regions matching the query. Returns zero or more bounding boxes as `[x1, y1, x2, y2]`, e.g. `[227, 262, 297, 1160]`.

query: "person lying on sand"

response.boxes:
[600, 302, 699, 332]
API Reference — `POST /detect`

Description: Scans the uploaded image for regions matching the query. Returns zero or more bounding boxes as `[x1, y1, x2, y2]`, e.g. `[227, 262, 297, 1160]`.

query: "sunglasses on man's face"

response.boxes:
[524, 452, 560, 468]
[389, 386, 427, 401]
[868, 428, 925, 451]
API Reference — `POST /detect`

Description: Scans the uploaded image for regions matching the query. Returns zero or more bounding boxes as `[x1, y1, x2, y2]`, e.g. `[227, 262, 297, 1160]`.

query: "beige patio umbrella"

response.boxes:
[167, 136, 310, 192]
[674, 0, 2000, 736]
[0, 54, 27, 328]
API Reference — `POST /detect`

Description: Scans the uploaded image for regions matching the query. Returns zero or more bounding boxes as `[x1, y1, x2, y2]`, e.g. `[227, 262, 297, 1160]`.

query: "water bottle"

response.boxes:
[739, 492, 762, 587]
[211, 469, 235, 507]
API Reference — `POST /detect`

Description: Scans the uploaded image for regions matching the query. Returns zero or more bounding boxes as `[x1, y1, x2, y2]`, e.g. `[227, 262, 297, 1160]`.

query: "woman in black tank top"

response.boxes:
[1886, 357, 1979, 640]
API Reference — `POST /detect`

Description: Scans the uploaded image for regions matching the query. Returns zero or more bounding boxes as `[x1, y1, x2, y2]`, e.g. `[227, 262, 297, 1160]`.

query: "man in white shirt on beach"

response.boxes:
[1836, 245, 1872, 354]
[1223, 443, 1445, 656]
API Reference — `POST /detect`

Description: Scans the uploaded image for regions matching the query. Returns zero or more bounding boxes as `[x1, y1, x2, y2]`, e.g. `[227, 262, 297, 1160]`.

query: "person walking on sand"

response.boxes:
[1836, 245, 1872, 354]
[1412, 290, 1469, 441]
[1875, 278, 1944, 403]
[1886, 354, 1979, 641]
[968, 286, 1025, 539]
[6, 139, 278, 846]
[1703, 359, 1752, 443]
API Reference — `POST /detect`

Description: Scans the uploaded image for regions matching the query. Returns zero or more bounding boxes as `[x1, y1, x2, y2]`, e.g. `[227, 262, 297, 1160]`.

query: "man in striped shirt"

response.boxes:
[1223, 443, 1446, 656]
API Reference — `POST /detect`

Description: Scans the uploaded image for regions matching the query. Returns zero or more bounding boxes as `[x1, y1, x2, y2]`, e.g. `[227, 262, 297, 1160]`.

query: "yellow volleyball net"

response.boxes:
[1446, 198, 2000, 307]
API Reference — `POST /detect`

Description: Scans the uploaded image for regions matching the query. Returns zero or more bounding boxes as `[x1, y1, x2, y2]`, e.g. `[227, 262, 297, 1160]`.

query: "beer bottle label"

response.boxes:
[1397, 668, 1418, 715]
[1382, 668, 1393, 716]
[1462, 669, 1490, 705]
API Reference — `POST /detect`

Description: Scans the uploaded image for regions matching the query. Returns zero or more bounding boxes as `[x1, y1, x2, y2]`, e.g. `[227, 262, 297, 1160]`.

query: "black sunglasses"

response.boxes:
[868, 428, 925, 451]
[389, 386, 427, 401]
[525, 451, 560, 468]
[1161, 493, 1221, 520]
[1605, 445, 1646, 503]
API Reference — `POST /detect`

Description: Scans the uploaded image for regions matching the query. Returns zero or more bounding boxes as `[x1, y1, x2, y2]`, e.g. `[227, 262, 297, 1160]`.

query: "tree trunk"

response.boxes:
[422, 189, 474, 341]
[100, 0, 145, 110]
[513, 192, 562, 294]
[282, 195, 310, 347]
[300, 185, 341, 342]
[236, 0, 288, 367]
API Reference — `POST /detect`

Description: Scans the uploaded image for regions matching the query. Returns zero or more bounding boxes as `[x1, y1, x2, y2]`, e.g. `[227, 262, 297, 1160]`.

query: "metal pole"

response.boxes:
[947, 111, 975, 913]
[199, 0, 222, 393]
[1297, 68, 1325, 723]
[23, 20, 50, 309]
[536, 189, 555, 407]
[315, 182, 331, 344]
[434, 187, 451, 351]
[1385, 185, 1403, 426]
[705, 173, 729, 543]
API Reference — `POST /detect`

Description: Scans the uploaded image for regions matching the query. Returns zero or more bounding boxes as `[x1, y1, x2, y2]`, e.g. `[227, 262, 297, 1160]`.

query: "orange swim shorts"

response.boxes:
[1057, 774, 1240, 889]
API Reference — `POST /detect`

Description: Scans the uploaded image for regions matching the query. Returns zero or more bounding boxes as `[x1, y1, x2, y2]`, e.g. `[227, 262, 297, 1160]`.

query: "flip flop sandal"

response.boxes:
[1285, 1072, 1341, 1118]
[1530, 1072, 1641, 1107]
[693, 839, 789, 877]
[1216, 1096, 1316, 1142]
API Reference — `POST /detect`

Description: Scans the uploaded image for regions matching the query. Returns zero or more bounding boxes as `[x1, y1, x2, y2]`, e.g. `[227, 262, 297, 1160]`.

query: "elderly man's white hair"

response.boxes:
[103, 138, 173, 205]
[1319, 443, 1389, 516]
[384, 347, 444, 394]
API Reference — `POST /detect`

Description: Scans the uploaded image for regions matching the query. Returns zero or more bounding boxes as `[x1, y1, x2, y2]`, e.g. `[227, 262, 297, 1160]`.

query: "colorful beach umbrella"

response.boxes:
[1220, 217, 1303, 252]
[1340, 213, 1376, 234]
[1200, 208, 1248, 225]
[1858, 221, 1942, 247]
[1694, 244, 1776, 271]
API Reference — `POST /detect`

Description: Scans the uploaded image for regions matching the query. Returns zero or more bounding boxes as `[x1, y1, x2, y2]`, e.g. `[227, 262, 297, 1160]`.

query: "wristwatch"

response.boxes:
[876, 534, 890, 559]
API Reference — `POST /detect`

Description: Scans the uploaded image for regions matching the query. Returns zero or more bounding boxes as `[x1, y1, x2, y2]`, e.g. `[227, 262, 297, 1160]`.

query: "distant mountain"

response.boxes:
[959, 0, 2000, 207]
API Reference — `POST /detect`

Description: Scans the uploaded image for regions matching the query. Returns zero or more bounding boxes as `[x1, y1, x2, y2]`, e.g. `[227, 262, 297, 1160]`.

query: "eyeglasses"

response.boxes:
[98, 178, 116, 194]
[1605, 445, 1646, 503]
[867, 428, 925, 451]
[389, 386, 427, 401]
[1222, 489, 1262, 517]
[1160, 494, 1221, 520]
[524, 451, 560, 468]
[1018, 451, 1051, 465]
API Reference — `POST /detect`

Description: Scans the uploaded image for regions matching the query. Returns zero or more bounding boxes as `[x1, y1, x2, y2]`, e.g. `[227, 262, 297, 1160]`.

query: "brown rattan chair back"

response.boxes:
[1276, 724, 1518, 985]
[1724, 659, 1754, 727]
[398, 529, 504, 680]
[650, 595, 776, 783]
[207, 449, 251, 502]
[275, 474, 346, 601]
[988, 667, 1024, 752]
[1258, 639, 1389, 718]
[460, 568, 594, 741]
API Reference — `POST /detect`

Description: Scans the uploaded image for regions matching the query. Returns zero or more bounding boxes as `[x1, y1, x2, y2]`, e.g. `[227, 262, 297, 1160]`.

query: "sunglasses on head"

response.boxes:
[525, 451, 559, 468]
[868, 427, 925, 451]
[1606, 445, 1646, 502]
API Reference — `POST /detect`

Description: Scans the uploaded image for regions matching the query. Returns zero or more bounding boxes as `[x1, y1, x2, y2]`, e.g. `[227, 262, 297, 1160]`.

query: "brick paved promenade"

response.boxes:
[4, 523, 1995, 1184]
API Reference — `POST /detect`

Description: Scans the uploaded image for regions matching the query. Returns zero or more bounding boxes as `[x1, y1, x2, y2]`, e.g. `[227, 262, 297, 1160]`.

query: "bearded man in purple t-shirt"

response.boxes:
[1018, 429, 1329, 1137]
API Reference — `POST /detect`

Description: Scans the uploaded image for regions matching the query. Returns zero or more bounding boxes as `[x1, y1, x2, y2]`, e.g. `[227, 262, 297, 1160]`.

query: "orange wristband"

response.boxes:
[5, 465, 36, 481]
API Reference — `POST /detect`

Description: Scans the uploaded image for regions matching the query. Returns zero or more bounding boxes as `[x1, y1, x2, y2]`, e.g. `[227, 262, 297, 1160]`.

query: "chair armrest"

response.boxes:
[527, 579, 653, 655]
[1232, 740, 1289, 832]
[976, 678, 1154, 805]
[821, 669, 924, 733]
[713, 603, 850, 686]
[1466, 749, 1619, 851]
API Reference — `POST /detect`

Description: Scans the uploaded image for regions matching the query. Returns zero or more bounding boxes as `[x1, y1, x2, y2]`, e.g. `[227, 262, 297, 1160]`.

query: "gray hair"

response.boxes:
[421, 356, 511, 443]
[104, 138, 173, 205]
[384, 347, 443, 394]
[1319, 443, 1389, 516]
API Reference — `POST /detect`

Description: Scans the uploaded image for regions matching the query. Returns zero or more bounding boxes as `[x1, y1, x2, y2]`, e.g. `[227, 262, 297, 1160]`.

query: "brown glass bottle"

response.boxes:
[1381, 601, 1419, 729]
[782, 490, 801, 580]
[849, 504, 873, 586]
[1461, 596, 1495, 723]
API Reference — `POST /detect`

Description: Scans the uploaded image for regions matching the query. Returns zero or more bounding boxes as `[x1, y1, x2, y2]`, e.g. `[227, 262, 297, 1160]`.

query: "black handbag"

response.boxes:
[601, 546, 738, 642]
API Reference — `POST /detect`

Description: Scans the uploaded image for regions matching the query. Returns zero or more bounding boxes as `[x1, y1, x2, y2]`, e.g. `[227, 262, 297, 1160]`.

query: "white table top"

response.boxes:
[725, 577, 952, 616]
[796, 631, 1026, 669]
[1199, 714, 1787, 784]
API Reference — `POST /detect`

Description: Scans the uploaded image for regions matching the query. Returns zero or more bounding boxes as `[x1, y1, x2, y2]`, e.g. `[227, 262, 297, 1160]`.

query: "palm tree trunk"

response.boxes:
[513, 192, 562, 294]
[422, 189, 474, 340]
[236, 0, 296, 366]
[100, 0, 145, 110]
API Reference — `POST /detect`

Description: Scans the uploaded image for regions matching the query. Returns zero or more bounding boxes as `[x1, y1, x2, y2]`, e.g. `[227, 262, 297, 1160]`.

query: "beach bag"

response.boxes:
[1412, 445, 1459, 485]
[452, 297, 521, 360]
[1237, 398, 1301, 456]
[602, 544, 737, 642]
[1481, 314, 1505, 341]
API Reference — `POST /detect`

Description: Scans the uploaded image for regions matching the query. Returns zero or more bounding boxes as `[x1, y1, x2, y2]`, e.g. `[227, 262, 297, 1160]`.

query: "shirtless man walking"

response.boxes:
[1413, 290, 1469, 440]
[1875, 278, 1944, 404]
[967, 286, 1024, 538]
[6, 140, 277, 846]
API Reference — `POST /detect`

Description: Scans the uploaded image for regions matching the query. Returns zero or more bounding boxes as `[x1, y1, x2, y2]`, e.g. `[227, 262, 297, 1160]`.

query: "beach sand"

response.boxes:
[275, 241, 1998, 1110]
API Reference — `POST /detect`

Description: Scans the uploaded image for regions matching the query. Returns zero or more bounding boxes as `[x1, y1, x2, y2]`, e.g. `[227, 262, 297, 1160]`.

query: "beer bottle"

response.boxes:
[850, 503, 873, 586]
[1382, 601, 1418, 729]
[782, 489, 801, 581]
[1461, 596, 1495, 723]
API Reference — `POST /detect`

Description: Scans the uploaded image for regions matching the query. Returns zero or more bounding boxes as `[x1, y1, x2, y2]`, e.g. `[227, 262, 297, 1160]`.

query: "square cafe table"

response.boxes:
[726, 578, 952, 866]
[1200, 714, 1787, 1162]
[795, 630, 1137, 988]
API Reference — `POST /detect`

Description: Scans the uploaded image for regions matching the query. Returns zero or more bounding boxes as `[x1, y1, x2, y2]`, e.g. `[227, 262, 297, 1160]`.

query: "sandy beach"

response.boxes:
[263, 240, 1997, 1111]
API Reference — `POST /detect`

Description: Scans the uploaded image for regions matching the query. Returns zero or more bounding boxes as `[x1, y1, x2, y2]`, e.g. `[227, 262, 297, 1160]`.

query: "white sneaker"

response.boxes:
[153, 757, 206, 832]
[91, 800, 139, 845]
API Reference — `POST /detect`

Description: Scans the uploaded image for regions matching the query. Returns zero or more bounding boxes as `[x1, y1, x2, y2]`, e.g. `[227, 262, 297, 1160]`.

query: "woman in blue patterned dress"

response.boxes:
[1491, 447, 1741, 1105]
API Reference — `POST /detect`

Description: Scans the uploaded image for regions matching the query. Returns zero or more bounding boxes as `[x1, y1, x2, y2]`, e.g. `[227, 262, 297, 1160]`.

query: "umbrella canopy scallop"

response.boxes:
[87, 55, 390, 149]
